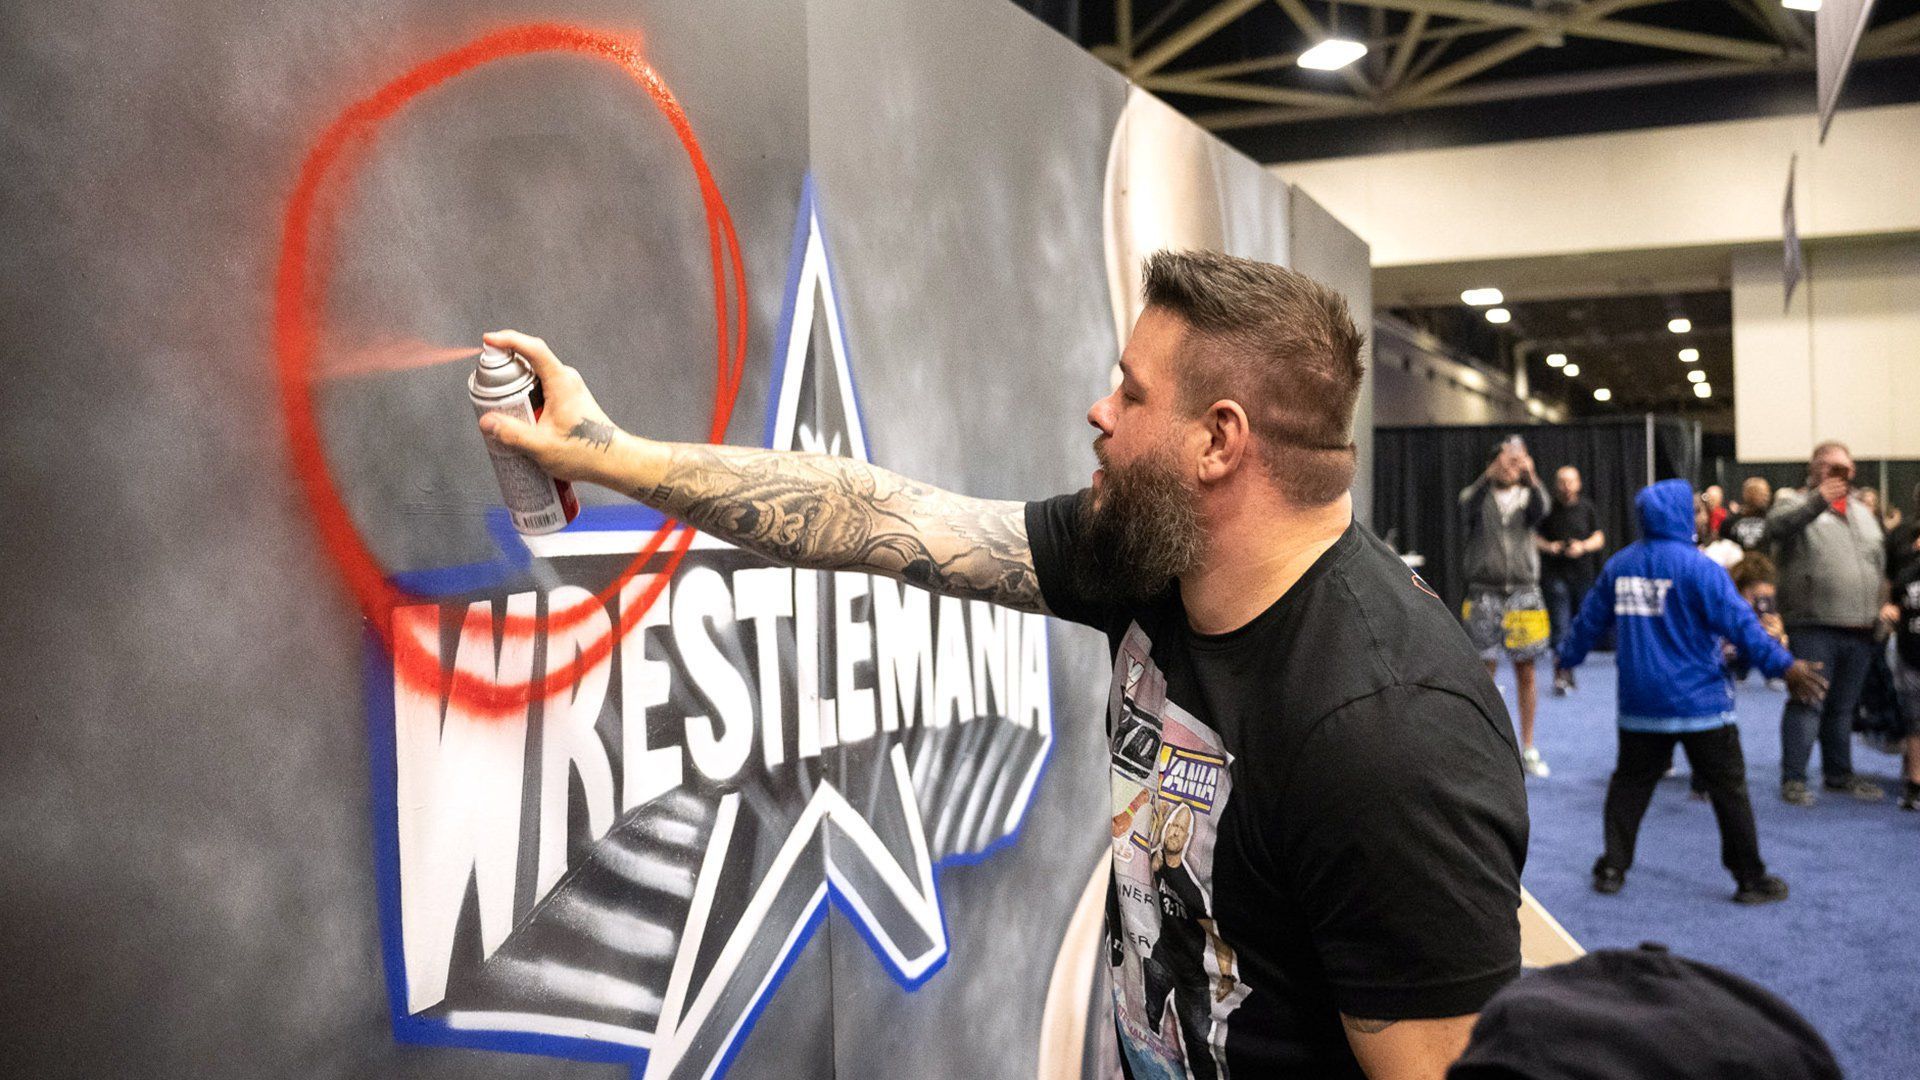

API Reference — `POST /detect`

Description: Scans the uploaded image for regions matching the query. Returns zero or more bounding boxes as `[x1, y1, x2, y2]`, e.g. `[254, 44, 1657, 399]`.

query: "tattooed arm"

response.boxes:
[474, 331, 1047, 613]
[1339, 1014, 1477, 1080]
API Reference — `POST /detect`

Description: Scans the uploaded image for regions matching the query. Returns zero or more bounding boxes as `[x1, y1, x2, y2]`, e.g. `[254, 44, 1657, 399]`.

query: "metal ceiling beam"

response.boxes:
[1356, 0, 1787, 63]
[1127, 0, 1269, 79]
[1740, 0, 1812, 51]
[1197, 38, 1920, 130]
[1164, 52, 1306, 81]
[1391, 0, 1689, 104]
[1394, 30, 1544, 102]
[1864, 10, 1920, 49]
[1417, 55, 1765, 108]
[1139, 74, 1368, 108]
[1194, 102, 1374, 130]
[1384, 11, 1431, 89]
[1270, 0, 1377, 95]
[1158, 18, 1505, 81]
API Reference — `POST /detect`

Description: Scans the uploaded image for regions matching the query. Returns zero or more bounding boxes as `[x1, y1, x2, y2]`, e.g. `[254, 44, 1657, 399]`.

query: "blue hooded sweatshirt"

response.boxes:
[1558, 479, 1796, 732]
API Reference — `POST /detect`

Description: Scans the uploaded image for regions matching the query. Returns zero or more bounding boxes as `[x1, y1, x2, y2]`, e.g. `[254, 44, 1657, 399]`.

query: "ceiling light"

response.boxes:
[1668, 317, 1692, 334]
[1593, 388, 1612, 402]
[1461, 287, 1505, 306]
[1694, 382, 1713, 399]
[1545, 353, 1568, 367]
[1782, 0, 1820, 11]
[1563, 363, 1580, 377]
[1679, 347, 1700, 362]
[1486, 307, 1512, 324]
[1688, 369, 1707, 383]
[1298, 38, 1369, 71]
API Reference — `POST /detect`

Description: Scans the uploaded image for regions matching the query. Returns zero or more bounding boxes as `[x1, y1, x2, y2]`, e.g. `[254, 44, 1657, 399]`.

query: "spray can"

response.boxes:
[469, 343, 580, 535]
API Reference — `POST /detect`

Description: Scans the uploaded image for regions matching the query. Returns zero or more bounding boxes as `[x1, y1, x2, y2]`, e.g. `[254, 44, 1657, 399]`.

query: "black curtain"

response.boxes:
[1373, 416, 1700, 612]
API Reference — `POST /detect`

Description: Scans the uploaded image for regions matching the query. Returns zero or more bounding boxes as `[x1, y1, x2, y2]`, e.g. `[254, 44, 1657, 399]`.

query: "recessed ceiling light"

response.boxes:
[1298, 38, 1369, 71]
[1486, 307, 1512, 324]
[1679, 348, 1700, 362]
[1593, 388, 1613, 402]
[1694, 382, 1713, 399]
[1546, 353, 1568, 367]
[1782, 0, 1820, 11]
[1461, 287, 1505, 306]
[1668, 317, 1693, 334]
[1688, 369, 1707, 383]
[1563, 363, 1581, 377]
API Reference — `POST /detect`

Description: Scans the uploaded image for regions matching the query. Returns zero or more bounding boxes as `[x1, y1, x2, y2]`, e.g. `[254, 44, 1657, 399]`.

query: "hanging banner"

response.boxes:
[1816, 0, 1879, 141]
[1783, 154, 1804, 310]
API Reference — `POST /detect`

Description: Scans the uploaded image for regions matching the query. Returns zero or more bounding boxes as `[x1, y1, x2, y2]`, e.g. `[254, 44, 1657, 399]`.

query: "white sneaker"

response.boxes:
[1522, 746, 1551, 778]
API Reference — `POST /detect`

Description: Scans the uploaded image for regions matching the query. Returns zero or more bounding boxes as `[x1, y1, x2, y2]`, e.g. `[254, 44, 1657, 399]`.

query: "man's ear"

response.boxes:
[1197, 399, 1251, 484]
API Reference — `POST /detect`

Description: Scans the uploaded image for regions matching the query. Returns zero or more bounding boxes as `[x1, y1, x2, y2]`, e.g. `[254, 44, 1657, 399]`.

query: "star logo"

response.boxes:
[364, 176, 1054, 1079]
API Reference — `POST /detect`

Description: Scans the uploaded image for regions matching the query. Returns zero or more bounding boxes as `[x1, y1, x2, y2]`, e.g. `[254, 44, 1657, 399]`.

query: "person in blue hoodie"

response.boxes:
[1558, 480, 1829, 905]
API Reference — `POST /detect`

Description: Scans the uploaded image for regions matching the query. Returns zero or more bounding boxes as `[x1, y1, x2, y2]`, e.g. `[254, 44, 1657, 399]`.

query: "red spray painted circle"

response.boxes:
[274, 23, 747, 717]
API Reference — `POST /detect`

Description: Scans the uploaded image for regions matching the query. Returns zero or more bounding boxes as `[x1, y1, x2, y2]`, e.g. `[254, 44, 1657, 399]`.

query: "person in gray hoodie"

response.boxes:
[1768, 440, 1889, 805]
[1460, 436, 1552, 776]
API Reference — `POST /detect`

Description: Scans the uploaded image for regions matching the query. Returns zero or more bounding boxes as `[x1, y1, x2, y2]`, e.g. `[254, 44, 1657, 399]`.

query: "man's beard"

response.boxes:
[1075, 443, 1203, 606]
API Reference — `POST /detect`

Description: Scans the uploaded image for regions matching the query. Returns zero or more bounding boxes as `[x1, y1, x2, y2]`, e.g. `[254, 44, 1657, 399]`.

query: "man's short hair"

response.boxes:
[1810, 439, 1851, 464]
[1142, 249, 1365, 506]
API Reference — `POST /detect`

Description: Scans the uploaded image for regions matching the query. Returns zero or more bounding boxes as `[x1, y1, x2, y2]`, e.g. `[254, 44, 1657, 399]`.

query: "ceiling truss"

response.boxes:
[1087, 0, 1920, 134]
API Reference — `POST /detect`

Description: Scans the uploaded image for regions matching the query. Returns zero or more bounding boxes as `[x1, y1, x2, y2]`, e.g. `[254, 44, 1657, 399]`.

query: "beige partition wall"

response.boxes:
[1732, 237, 1920, 463]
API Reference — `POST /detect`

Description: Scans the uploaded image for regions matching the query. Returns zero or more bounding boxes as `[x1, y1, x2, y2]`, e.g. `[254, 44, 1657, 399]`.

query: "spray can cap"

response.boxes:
[471, 342, 531, 394]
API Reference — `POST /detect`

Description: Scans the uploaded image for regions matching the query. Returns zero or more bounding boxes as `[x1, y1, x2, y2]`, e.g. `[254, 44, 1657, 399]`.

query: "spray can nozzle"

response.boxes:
[471, 343, 530, 397]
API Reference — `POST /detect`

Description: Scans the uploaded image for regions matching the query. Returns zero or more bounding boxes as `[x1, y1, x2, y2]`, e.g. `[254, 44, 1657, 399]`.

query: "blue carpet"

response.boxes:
[1503, 653, 1916, 1080]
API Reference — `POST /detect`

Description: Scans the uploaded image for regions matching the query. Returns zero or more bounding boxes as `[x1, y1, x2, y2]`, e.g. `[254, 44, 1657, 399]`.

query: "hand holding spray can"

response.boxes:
[469, 342, 580, 535]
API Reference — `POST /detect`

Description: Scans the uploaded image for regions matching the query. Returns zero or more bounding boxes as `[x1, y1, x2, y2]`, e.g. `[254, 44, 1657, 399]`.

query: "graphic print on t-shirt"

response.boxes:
[1106, 624, 1246, 1080]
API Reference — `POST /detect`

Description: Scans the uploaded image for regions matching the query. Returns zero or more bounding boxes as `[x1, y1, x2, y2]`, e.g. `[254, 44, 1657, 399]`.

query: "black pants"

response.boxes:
[1780, 625, 1875, 783]
[1143, 955, 1218, 1080]
[1602, 724, 1766, 885]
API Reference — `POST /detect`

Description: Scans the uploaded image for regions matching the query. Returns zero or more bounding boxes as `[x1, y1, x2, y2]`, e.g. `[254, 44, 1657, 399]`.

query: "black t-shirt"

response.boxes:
[1537, 499, 1601, 582]
[1895, 560, 1920, 669]
[1027, 494, 1528, 1079]
[1887, 520, 1920, 583]
[1722, 511, 1771, 553]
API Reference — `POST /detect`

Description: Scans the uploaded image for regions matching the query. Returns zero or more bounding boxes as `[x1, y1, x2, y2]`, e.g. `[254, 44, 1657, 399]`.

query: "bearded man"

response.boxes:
[480, 250, 1527, 1080]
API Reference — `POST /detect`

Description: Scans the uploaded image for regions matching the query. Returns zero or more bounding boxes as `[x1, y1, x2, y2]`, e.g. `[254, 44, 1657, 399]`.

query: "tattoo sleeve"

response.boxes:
[635, 443, 1047, 613]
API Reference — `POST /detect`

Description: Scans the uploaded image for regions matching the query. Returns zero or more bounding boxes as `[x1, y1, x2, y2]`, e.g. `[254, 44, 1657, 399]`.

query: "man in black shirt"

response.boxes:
[1535, 465, 1605, 695]
[1719, 476, 1774, 553]
[478, 250, 1529, 1079]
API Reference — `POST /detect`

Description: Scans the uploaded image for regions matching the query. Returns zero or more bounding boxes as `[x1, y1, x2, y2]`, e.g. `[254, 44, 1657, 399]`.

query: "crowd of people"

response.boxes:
[1461, 437, 1919, 903]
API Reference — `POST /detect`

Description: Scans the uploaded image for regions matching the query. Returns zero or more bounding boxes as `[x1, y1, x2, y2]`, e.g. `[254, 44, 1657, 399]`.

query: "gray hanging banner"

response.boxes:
[1817, 0, 1879, 141]
[1783, 154, 1804, 310]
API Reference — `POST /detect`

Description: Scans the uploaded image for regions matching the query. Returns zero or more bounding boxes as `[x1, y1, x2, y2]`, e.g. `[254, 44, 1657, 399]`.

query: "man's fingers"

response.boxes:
[483, 329, 568, 385]
[480, 410, 535, 452]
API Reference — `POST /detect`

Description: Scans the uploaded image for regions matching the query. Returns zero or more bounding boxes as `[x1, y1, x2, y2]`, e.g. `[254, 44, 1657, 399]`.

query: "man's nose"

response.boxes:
[1088, 395, 1114, 435]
